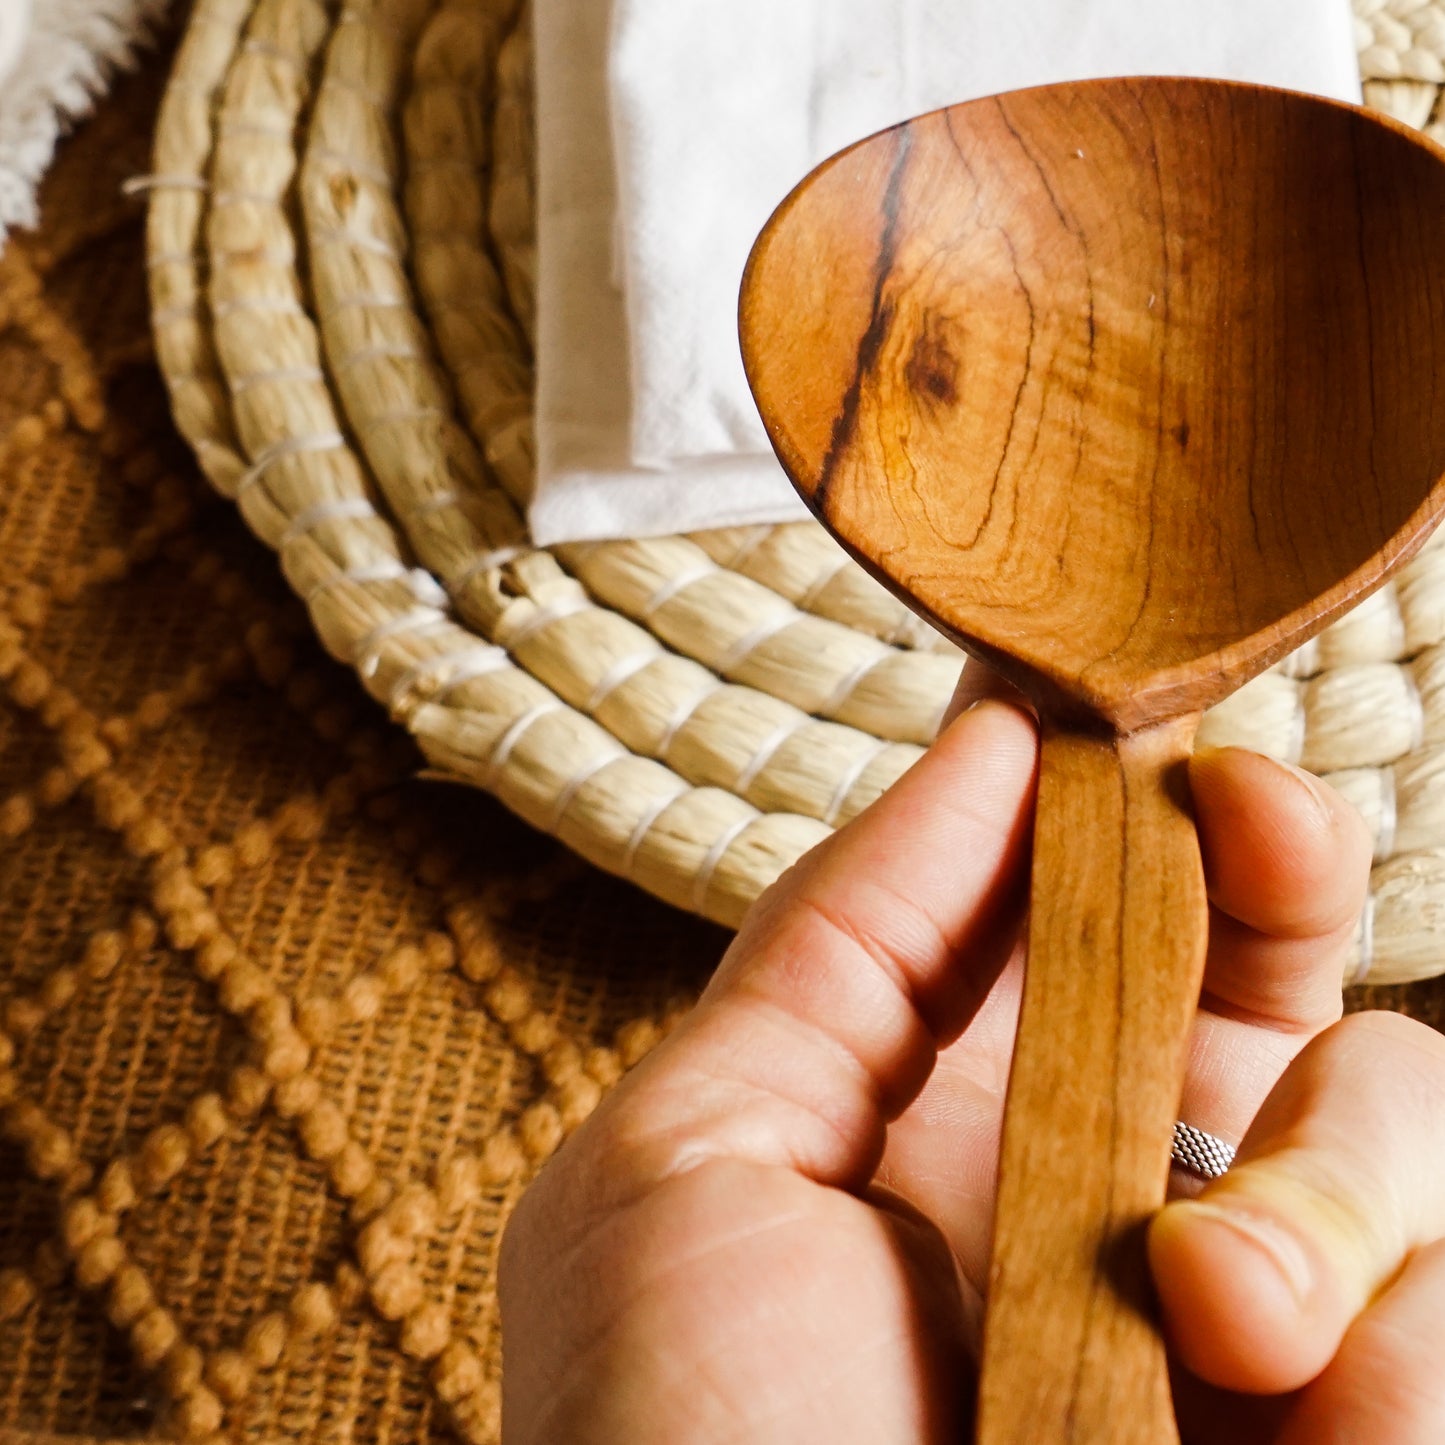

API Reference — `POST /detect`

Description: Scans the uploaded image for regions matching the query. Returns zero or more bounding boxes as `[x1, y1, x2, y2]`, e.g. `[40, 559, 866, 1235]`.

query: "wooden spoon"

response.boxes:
[739, 78, 1445, 1444]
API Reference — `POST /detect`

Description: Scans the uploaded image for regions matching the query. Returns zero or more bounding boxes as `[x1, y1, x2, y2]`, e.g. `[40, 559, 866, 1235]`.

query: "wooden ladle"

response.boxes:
[739, 78, 1445, 1444]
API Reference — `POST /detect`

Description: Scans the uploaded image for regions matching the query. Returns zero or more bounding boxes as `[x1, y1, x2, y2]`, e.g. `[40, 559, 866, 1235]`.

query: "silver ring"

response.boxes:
[1171, 1121, 1235, 1180]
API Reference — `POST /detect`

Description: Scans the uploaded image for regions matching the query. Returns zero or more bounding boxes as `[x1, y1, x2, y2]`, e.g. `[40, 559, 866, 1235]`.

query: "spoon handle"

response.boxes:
[977, 715, 1207, 1445]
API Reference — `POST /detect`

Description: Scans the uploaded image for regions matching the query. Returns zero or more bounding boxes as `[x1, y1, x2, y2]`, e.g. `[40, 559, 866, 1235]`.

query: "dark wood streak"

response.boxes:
[740, 77, 1445, 1445]
[815, 125, 914, 514]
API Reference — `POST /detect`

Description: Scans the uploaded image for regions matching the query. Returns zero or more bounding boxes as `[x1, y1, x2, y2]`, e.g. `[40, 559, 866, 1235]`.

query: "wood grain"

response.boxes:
[740, 77, 1445, 1442]
[979, 718, 1204, 1444]
[741, 79, 1445, 729]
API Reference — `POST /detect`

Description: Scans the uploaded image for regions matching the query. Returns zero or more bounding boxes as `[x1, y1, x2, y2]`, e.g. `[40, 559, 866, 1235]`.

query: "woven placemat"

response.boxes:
[144, 0, 1445, 991]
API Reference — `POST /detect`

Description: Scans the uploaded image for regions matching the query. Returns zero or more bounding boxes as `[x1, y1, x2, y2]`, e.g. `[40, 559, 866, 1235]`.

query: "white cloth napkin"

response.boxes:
[532, 0, 1361, 546]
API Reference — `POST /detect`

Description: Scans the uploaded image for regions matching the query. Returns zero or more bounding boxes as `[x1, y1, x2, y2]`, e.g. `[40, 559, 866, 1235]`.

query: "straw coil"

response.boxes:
[146, 0, 1445, 974]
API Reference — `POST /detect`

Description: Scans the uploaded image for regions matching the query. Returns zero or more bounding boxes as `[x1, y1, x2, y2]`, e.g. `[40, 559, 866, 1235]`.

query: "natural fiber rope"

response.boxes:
[146, 0, 1445, 976]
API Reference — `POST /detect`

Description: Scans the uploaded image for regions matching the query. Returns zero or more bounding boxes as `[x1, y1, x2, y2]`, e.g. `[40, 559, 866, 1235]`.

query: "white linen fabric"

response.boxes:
[532, 0, 1361, 546]
[0, 0, 171, 244]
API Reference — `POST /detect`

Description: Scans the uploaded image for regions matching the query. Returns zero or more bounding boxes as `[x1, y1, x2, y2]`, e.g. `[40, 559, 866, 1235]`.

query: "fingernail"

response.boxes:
[1274, 758, 1339, 831]
[1171, 1200, 1314, 1305]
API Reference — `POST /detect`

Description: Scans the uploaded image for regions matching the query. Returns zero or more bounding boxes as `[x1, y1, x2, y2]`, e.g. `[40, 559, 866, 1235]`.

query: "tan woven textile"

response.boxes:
[0, 25, 1442, 1445]
[0, 48, 724, 1444]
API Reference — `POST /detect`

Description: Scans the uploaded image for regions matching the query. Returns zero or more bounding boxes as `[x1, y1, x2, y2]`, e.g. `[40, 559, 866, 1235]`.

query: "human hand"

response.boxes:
[500, 686, 1437, 1442]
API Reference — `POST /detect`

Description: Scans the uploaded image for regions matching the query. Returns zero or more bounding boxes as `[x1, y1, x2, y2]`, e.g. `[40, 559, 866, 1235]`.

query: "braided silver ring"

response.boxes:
[1171, 1122, 1236, 1181]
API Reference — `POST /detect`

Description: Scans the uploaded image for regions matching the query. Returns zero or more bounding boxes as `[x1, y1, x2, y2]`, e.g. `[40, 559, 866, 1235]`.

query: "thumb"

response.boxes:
[1148, 1010, 1445, 1394]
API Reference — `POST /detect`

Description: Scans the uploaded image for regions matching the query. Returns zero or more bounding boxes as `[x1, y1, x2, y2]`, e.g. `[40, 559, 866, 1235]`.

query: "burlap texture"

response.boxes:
[0, 29, 1441, 1445]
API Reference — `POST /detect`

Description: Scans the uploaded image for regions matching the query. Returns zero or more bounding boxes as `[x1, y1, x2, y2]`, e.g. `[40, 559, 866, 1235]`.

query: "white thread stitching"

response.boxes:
[1351, 892, 1376, 988]
[714, 610, 795, 676]
[585, 651, 655, 712]
[692, 815, 756, 915]
[122, 174, 208, 195]
[819, 648, 888, 720]
[1376, 765, 1399, 862]
[353, 608, 450, 678]
[498, 596, 591, 652]
[451, 545, 529, 588]
[656, 680, 724, 757]
[623, 783, 690, 872]
[483, 702, 563, 789]
[822, 738, 892, 827]
[734, 717, 803, 795]
[547, 752, 621, 832]
[280, 497, 377, 545]
[230, 364, 326, 396]
[237, 432, 347, 500]
[638, 562, 714, 620]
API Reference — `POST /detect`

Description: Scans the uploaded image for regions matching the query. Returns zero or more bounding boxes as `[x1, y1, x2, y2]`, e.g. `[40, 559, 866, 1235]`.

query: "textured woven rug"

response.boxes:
[1, 21, 1444, 1445]
[0, 44, 727, 1445]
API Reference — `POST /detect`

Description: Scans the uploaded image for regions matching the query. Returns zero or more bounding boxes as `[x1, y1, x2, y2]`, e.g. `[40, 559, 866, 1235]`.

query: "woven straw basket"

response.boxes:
[144, 0, 1445, 984]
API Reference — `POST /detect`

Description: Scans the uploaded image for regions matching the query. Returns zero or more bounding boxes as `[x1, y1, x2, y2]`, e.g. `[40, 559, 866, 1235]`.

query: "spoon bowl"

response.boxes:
[742, 78, 1445, 729]
[740, 77, 1445, 1444]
